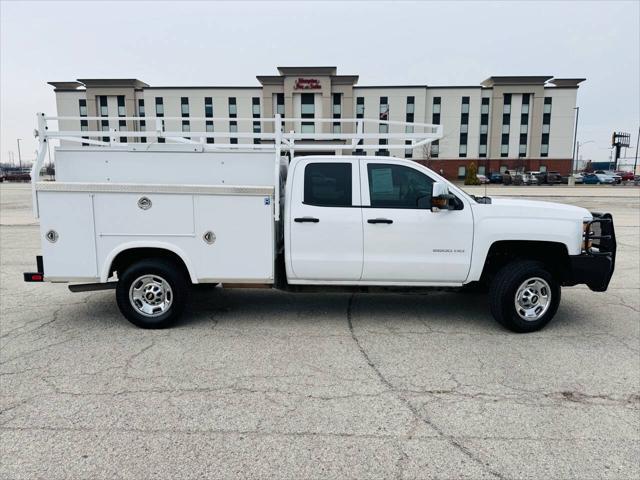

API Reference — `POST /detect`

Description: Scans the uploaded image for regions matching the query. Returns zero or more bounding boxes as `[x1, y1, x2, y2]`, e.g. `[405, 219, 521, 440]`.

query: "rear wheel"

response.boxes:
[489, 260, 560, 333]
[116, 258, 189, 329]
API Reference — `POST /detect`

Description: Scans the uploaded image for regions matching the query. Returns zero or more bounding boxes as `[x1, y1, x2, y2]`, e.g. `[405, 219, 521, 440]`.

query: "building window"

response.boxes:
[301, 93, 315, 116]
[155, 97, 164, 142]
[99, 96, 108, 116]
[432, 97, 441, 124]
[204, 97, 213, 118]
[301, 93, 314, 133]
[230, 122, 238, 144]
[228, 97, 237, 117]
[79, 99, 88, 145]
[253, 120, 261, 144]
[206, 120, 214, 144]
[333, 122, 341, 134]
[503, 93, 512, 114]
[182, 119, 190, 133]
[301, 123, 315, 134]
[481, 98, 489, 114]
[181, 97, 189, 117]
[432, 97, 441, 114]
[539, 165, 547, 173]
[458, 166, 466, 179]
[406, 96, 415, 115]
[356, 97, 364, 118]
[541, 97, 552, 157]
[252, 97, 260, 117]
[461, 97, 470, 114]
[119, 119, 127, 143]
[431, 142, 439, 158]
[478, 165, 486, 175]
[379, 96, 389, 120]
[155, 97, 164, 116]
[501, 94, 511, 157]
[518, 93, 530, 157]
[459, 96, 469, 157]
[500, 165, 508, 173]
[276, 93, 285, 117]
[479, 97, 489, 157]
[79, 99, 87, 117]
[379, 123, 388, 146]
[99, 97, 109, 142]
[137, 99, 146, 143]
[333, 93, 341, 117]
[117, 95, 126, 117]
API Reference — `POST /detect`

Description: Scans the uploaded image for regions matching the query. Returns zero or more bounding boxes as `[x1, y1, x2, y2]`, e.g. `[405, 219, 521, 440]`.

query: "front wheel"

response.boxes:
[116, 258, 189, 329]
[489, 260, 560, 333]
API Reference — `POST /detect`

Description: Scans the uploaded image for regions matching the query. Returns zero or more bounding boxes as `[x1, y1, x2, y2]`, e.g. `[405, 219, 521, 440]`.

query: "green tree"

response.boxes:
[464, 162, 481, 185]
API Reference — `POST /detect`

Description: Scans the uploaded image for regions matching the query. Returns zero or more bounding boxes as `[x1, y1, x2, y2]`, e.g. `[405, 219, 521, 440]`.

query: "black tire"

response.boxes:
[116, 258, 189, 329]
[489, 260, 560, 333]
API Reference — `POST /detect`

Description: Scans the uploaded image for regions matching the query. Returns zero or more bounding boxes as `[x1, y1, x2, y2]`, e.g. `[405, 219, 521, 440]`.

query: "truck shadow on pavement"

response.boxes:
[181, 287, 508, 333]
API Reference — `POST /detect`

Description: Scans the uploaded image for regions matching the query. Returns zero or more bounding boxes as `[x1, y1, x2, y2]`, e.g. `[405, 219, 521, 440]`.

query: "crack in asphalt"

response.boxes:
[346, 293, 507, 480]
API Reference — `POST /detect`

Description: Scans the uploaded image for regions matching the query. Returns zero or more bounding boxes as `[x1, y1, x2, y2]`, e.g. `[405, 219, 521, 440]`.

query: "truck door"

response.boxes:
[287, 158, 363, 281]
[360, 159, 473, 283]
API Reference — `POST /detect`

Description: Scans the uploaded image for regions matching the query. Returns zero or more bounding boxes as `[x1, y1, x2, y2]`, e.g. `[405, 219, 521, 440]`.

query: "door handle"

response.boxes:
[367, 218, 393, 224]
[294, 216, 320, 223]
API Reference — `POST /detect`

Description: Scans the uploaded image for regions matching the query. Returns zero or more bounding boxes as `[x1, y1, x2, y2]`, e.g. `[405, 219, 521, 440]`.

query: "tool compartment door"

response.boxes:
[37, 191, 98, 280]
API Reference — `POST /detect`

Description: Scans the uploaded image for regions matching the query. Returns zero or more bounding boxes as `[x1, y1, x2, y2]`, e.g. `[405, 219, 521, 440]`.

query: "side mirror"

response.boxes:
[431, 182, 454, 212]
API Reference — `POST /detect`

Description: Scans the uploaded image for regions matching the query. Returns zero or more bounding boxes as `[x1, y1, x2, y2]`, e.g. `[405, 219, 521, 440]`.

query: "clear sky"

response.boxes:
[1, 0, 638, 165]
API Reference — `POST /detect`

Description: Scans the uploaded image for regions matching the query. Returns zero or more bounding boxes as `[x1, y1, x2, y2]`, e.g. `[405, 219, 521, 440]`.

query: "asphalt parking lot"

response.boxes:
[1, 183, 639, 479]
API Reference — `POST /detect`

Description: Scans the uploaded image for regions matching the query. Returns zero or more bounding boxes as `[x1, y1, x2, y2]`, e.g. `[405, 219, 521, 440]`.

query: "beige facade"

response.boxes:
[48, 66, 585, 176]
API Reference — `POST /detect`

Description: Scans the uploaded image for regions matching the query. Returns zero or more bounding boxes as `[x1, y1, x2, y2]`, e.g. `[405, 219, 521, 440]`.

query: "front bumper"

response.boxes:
[564, 213, 616, 292]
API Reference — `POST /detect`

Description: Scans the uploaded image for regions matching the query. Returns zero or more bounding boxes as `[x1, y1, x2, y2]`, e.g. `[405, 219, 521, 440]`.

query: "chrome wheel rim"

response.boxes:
[129, 274, 173, 317]
[514, 277, 551, 321]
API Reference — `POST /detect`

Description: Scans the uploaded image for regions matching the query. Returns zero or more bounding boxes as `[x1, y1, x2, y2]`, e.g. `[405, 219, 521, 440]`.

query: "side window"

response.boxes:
[367, 164, 434, 209]
[304, 163, 352, 207]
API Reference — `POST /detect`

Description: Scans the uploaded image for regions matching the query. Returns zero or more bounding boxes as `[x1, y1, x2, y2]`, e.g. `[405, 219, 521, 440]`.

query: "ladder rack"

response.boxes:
[31, 113, 443, 221]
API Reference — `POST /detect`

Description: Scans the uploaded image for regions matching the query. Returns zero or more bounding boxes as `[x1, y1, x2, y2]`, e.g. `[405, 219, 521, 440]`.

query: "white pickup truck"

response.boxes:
[24, 114, 616, 333]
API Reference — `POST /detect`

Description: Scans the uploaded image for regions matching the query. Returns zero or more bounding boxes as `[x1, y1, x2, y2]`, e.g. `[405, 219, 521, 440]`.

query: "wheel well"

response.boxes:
[480, 241, 570, 283]
[109, 248, 190, 281]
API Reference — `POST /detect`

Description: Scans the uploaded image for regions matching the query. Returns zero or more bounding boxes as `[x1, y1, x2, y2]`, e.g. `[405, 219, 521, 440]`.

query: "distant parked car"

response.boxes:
[489, 172, 503, 184]
[583, 173, 613, 185]
[594, 170, 621, 184]
[615, 170, 635, 182]
[476, 174, 489, 184]
[536, 171, 563, 185]
[572, 173, 584, 184]
[521, 172, 538, 185]
[5, 171, 31, 182]
[0, 169, 5, 182]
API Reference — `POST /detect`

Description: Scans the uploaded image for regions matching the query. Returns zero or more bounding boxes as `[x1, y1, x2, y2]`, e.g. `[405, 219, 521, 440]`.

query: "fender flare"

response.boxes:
[100, 241, 198, 283]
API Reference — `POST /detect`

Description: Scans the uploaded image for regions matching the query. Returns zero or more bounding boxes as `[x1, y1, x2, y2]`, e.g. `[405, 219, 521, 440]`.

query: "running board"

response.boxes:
[68, 282, 117, 293]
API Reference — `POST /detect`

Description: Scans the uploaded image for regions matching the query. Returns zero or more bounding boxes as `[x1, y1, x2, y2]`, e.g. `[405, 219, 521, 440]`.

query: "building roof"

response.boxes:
[47, 81, 85, 91]
[548, 78, 586, 87]
[76, 79, 150, 89]
[276, 66, 337, 76]
[481, 76, 554, 87]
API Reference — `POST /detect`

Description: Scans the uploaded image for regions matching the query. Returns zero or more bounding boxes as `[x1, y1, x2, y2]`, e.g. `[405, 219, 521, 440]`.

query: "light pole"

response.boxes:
[571, 107, 580, 173]
[575, 140, 595, 171]
[16, 138, 23, 170]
